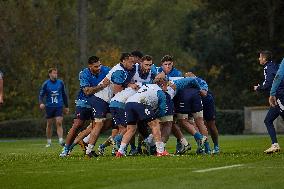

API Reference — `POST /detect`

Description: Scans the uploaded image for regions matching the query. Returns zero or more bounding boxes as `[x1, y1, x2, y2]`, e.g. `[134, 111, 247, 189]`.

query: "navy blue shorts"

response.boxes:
[202, 92, 216, 121]
[88, 96, 110, 119]
[75, 106, 93, 121]
[165, 92, 174, 116]
[174, 88, 203, 114]
[110, 107, 127, 127]
[45, 107, 63, 119]
[125, 102, 155, 125]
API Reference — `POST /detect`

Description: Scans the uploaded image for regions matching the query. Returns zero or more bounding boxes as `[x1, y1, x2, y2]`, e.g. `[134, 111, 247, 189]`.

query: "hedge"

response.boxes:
[0, 116, 75, 138]
[216, 110, 244, 135]
[0, 110, 244, 138]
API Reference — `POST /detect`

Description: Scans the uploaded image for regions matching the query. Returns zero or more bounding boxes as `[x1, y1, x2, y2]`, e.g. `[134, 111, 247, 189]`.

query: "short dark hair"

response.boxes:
[48, 68, 57, 73]
[141, 55, 152, 62]
[161, 55, 173, 63]
[259, 50, 272, 61]
[131, 50, 144, 58]
[88, 56, 100, 64]
[120, 52, 132, 62]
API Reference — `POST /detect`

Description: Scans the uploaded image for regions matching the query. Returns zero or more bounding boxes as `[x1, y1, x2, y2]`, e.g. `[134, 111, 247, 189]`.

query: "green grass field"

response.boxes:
[0, 135, 284, 189]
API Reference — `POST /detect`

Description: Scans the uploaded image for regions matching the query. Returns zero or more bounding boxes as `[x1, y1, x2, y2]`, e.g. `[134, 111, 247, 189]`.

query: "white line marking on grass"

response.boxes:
[114, 167, 196, 171]
[193, 164, 244, 173]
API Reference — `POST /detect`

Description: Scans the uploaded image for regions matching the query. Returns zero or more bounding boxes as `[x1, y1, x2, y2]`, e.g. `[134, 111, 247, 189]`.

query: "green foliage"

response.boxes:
[1, 0, 284, 120]
[216, 110, 244, 135]
[0, 116, 74, 138]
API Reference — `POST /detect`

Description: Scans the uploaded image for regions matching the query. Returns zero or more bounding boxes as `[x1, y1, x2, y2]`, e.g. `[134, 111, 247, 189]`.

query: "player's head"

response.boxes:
[154, 72, 168, 90]
[141, 55, 153, 74]
[88, 56, 101, 74]
[258, 50, 272, 65]
[131, 50, 144, 63]
[161, 55, 174, 74]
[120, 52, 135, 70]
[48, 68, 58, 81]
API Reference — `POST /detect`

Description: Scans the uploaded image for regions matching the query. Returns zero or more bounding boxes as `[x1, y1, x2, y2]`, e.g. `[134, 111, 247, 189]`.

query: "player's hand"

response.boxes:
[102, 78, 110, 87]
[253, 84, 259, 91]
[184, 72, 195, 77]
[128, 83, 139, 90]
[39, 103, 45, 110]
[0, 97, 3, 106]
[169, 82, 176, 91]
[64, 108, 69, 114]
[269, 96, 277, 107]
[200, 90, 207, 97]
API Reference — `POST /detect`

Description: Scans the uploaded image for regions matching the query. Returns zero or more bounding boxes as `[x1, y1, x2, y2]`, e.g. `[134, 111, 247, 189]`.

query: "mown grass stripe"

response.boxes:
[193, 164, 243, 173]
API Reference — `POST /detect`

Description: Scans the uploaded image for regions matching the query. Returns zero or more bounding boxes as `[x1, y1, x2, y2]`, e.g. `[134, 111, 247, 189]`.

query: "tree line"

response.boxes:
[0, 0, 284, 121]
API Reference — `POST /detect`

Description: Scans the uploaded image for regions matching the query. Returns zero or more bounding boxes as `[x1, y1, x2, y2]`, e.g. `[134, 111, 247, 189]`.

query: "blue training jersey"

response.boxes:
[39, 79, 68, 108]
[172, 77, 201, 92]
[76, 66, 110, 108]
[110, 63, 135, 88]
[256, 60, 279, 96]
[157, 67, 183, 77]
[270, 58, 284, 97]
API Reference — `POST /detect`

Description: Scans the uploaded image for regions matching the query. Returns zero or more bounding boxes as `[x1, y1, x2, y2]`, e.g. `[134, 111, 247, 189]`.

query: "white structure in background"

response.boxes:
[244, 106, 284, 134]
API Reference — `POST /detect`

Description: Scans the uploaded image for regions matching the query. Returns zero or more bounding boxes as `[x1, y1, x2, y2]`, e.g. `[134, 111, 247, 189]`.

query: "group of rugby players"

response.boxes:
[59, 51, 220, 158]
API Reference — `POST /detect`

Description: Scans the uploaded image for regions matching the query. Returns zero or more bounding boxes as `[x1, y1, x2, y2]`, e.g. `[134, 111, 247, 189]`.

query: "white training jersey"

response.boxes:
[94, 63, 126, 103]
[110, 63, 154, 105]
[126, 84, 162, 110]
[131, 63, 153, 87]
[110, 87, 136, 104]
[166, 77, 183, 99]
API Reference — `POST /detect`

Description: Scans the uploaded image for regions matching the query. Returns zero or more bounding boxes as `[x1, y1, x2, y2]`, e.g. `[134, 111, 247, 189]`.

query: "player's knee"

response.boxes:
[193, 110, 204, 119]
[264, 116, 273, 125]
[72, 119, 83, 129]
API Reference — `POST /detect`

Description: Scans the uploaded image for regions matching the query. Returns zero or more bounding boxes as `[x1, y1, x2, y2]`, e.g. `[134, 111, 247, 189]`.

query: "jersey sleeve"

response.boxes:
[197, 78, 209, 91]
[156, 90, 167, 118]
[79, 70, 90, 88]
[173, 77, 201, 92]
[271, 59, 284, 96]
[176, 70, 183, 77]
[111, 70, 127, 85]
[257, 63, 278, 93]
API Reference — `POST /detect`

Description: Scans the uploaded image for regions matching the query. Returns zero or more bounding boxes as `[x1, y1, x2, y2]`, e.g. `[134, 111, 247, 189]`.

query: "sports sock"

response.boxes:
[204, 141, 211, 152]
[69, 143, 76, 151]
[59, 138, 64, 144]
[47, 139, 51, 144]
[83, 134, 90, 143]
[114, 134, 123, 148]
[180, 138, 189, 146]
[193, 132, 202, 141]
[118, 142, 127, 154]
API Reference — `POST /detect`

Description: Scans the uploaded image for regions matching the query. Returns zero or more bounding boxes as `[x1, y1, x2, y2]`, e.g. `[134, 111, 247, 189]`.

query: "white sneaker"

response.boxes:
[45, 143, 51, 148]
[264, 143, 280, 154]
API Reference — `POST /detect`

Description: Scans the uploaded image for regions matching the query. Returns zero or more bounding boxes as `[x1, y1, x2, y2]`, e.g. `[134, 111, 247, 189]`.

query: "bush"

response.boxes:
[216, 110, 244, 134]
[0, 110, 245, 138]
[0, 116, 75, 138]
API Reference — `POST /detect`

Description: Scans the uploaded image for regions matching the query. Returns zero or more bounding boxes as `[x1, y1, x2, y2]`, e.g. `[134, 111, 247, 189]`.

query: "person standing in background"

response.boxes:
[254, 51, 281, 153]
[39, 68, 69, 147]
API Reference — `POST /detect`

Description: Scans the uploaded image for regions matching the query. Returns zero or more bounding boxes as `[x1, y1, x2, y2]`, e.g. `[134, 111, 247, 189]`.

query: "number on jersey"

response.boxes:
[51, 96, 58, 103]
